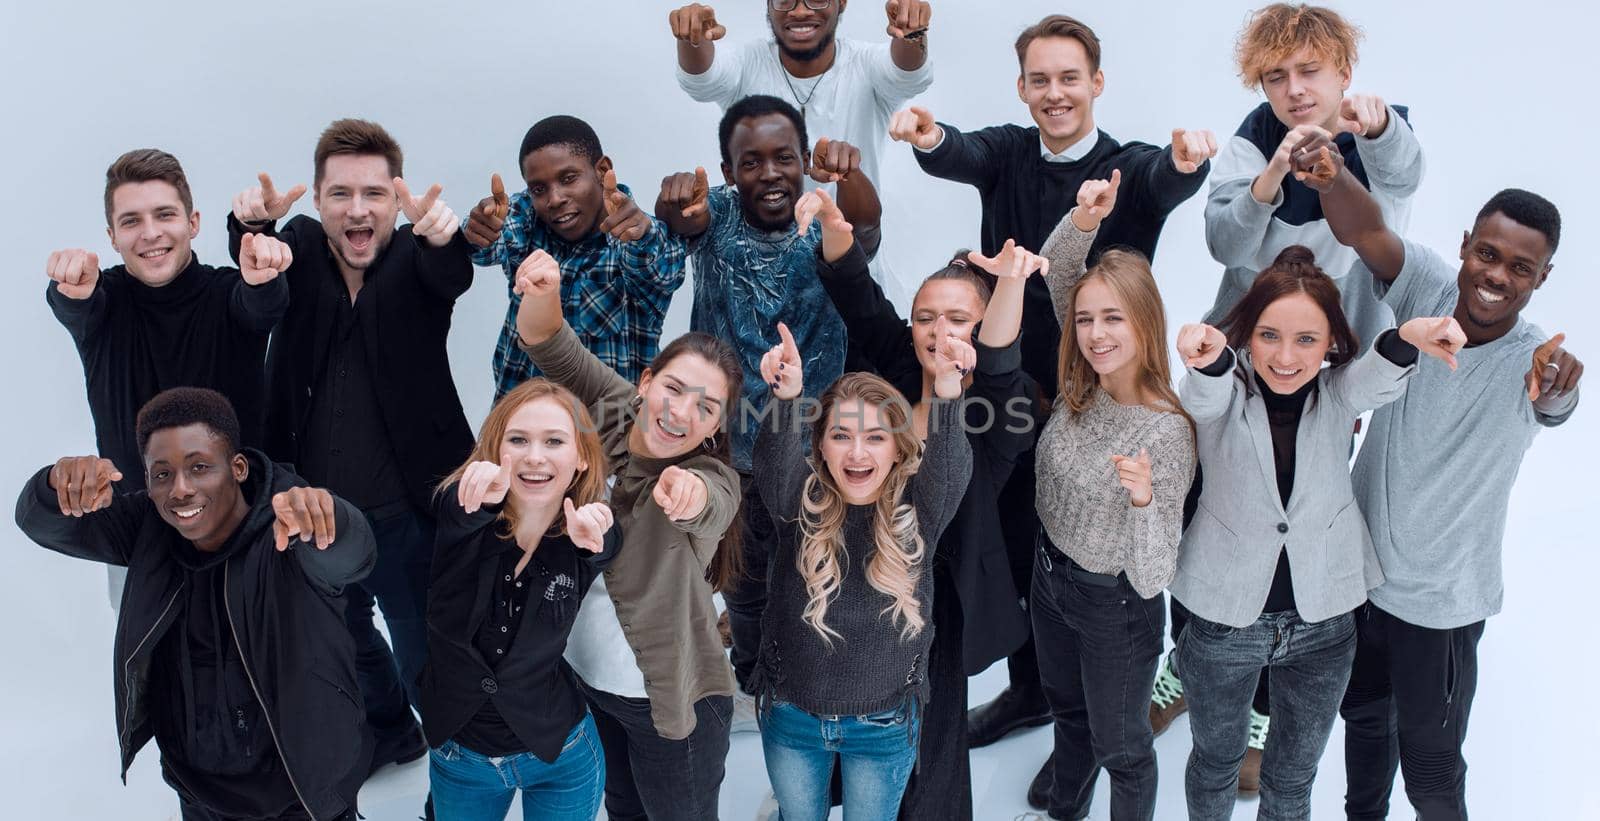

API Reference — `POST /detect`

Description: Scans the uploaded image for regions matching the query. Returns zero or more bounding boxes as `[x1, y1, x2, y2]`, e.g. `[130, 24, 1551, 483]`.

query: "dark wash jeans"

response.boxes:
[1032, 535, 1163, 821]
[1179, 607, 1356, 821]
[582, 682, 731, 821]
[725, 472, 772, 691]
[345, 502, 432, 745]
[1341, 602, 1484, 821]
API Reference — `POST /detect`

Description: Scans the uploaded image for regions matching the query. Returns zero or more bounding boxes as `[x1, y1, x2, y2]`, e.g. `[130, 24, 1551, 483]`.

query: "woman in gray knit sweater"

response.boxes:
[1026, 171, 1198, 821]
[750, 291, 973, 820]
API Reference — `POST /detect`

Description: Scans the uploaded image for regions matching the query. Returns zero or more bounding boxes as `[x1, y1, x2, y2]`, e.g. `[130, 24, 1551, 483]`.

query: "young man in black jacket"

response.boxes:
[44, 148, 294, 608]
[888, 13, 1215, 765]
[227, 118, 476, 774]
[14, 388, 376, 821]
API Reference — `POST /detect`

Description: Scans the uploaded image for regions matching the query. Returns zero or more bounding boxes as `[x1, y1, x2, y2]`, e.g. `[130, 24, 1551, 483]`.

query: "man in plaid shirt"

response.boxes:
[464, 115, 687, 399]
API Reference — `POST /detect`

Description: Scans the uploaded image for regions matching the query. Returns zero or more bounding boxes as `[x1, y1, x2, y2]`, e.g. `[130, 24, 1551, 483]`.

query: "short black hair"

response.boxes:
[136, 388, 242, 458]
[718, 95, 808, 168]
[1475, 188, 1561, 258]
[518, 115, 604, 167]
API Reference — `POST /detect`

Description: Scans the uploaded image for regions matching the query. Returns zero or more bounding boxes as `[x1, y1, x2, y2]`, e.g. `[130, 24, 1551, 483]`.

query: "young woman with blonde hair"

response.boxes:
[750, 201, 974, 819]
[423, 378, 617, 820]
[1022, 172, 1197, 821]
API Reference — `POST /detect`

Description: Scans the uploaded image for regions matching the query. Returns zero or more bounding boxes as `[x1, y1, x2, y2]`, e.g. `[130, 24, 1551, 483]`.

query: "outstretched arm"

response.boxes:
[1295, 133, 1406, 283]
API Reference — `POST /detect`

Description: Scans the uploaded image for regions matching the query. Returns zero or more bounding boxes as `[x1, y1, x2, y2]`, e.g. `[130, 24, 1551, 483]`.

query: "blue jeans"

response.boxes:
[1032, 540, 1163, 821]
[760, 699, 921, 821]
[345, 503, 432, 745]
[428, 714, 604, 821]
[1179, 608, 1356, 821]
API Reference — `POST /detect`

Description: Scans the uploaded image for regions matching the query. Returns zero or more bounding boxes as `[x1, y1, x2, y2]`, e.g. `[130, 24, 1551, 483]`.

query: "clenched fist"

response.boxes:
[238, 233, 294, 285]
[46, 249, 101, 300]
[48, 456, 122, 517]
[1177, 323, 1228, 369]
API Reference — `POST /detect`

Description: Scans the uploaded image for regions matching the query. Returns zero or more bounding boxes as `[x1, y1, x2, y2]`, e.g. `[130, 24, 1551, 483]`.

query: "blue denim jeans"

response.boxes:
[1179, 608, 1356, 821]
[760, 699, 921, 821]
[345, 503, 432, 746]
[428, 714, 604, 821]
[1031, 539, 1164, 821]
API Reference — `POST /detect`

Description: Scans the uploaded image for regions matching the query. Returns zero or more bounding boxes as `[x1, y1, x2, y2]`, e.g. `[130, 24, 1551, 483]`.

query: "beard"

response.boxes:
[776, 29, 836, 63]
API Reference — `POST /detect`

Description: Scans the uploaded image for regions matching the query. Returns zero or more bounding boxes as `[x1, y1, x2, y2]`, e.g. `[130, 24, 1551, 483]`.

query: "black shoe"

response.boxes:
[370, 724, 428, 777]
[966, 685, 1050, 748]
[1027, 753, 1053, 810]
[421, 793, 434, 821]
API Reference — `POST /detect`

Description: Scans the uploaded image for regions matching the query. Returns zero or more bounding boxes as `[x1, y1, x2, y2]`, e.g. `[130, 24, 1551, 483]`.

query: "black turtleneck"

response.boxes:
[46, 256, 287, 492]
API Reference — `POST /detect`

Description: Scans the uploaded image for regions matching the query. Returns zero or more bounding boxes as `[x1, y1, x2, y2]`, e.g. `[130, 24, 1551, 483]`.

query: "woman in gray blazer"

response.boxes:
[1169, 246, 1464, 821]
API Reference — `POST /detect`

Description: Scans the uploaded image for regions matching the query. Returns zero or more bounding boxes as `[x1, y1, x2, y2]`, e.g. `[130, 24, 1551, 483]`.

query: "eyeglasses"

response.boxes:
[771, 0, 834, 11]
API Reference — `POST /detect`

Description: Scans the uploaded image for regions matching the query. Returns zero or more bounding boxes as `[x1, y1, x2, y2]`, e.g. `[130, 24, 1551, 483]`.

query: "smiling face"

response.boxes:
[1073, 276, 1139, 378]
[1249, 292, 1332, 394]
[522, 143, 610, 243]
[768, 0, 844, 62]
[1455, 211, 1552, 340]
[144, 423, 249, 551]
[635, 352, 730, 459]
[910, 279, 985, 377]
[314, 153, 400, 275]
[106, 181, 199, 287]
[722, 113, 807, 232]
[1260, 46, 1350, 131]
[497, 397, 588, 508]
[1017, 36, 1103, 153]
[820, 398, 901, 505]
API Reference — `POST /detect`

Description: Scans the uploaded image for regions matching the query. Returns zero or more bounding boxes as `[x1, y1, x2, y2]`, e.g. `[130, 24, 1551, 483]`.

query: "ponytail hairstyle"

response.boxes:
[1056, 249, 1194, 434]
[645, 331, 748, 593]
[438, 378, 609, 538]
[1218, 245, 1360, 368]
[797, 372, 927, 643]
[913, 249, 994, 309]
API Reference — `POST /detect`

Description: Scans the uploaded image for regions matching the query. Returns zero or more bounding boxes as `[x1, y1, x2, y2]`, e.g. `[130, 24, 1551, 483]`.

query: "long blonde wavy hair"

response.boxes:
[797, 372, 927, 644]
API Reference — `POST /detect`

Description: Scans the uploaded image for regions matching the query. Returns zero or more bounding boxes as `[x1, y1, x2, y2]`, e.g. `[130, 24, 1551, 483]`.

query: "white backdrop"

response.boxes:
[2, 1, 1597, 818]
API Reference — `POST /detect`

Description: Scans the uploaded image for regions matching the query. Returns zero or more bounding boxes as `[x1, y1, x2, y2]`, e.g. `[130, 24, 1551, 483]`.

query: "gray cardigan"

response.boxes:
[1171, 347, 1414, 628]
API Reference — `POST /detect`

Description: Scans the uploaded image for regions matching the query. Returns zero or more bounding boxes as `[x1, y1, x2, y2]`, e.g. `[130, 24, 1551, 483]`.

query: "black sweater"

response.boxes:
[421, 488, 620, 762]
[14, 452, 375, 820]
[47, 256, 286, 491]
[916, 124, 1208, 397]
[752, 398, 972, 716]
[816, 241, 1036, 673]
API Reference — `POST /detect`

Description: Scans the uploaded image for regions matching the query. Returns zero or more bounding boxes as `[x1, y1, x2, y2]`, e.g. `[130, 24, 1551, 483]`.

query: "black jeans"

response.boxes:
[1171, 598, 1271, 716]
[583, 683, 732, 821]
[999, 449, 1044, 695]
[179, 800, 356, 821]
[345, 502, 432, 744]
[897, 561, 972, 821]
[1033, 536, 1163, 821]
[1180, 608, 1355, 821]
[1341, 603, 1484, 821]
[725, 472, 772, 691]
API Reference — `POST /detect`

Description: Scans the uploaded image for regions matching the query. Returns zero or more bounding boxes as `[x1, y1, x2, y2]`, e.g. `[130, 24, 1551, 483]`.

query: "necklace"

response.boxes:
[781, 62, 830, 121]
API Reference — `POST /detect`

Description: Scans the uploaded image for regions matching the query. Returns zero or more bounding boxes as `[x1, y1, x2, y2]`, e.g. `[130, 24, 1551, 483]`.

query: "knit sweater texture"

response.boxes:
[752, 397, 971, 716]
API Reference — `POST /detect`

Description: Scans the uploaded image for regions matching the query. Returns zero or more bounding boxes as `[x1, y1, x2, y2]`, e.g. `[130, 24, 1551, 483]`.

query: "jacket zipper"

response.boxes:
[223, 561, 316, 819]
[121, 582, 185, 773]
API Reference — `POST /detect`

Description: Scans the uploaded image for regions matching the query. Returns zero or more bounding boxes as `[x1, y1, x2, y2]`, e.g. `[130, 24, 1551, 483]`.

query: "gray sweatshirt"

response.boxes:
[1354, 238, 1579, 629]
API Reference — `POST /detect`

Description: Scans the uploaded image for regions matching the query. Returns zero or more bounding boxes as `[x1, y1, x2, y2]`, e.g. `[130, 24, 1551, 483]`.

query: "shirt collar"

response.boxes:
[1040, 130, 1099, 163]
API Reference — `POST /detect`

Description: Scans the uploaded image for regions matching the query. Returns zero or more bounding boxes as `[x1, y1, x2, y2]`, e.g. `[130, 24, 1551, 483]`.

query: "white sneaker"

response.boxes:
[731, 690, 760, 735]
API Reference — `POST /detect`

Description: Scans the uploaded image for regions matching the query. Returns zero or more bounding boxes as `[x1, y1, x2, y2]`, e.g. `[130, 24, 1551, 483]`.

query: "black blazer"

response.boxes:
[817, 242, 1036, 674]
[228, 214, 476, 510]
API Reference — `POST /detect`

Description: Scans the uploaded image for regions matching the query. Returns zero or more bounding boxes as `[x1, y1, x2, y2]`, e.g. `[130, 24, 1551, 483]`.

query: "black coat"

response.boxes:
[817, 242, 1035, 674]
[13, 452, 376, 821]
[228, 214, 476, 511]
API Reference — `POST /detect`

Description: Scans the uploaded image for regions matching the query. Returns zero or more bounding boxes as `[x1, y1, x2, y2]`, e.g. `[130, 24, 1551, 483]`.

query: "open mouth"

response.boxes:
[171, 504, 205, 524]
[138, 247, 173, 262]
[758, 189, 790, 208]
[517, 471, 555, 490]
[552, 211, 581, 227]
[786, 22, 821, 39]
[1089, 344, 1118, 357]
[1475, 286, 1506, 306]
[1042, 105, 1073, 119]
[345, 227, 374, 253]
[1289, 102, 1316, 118]
[842, 465, 875, 483]
[1267, 365, 1303, 379]
[655, 417, 688, 443]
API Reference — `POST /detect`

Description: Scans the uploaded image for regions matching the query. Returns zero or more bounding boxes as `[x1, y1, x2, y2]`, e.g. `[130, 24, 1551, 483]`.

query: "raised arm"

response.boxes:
[753, 323, 813, 523]
[44, 249, 109, 340]
[1294, 132, 1406, 283]
[669, 4, 726, 79]
[883, 1, 932, 71]
[815, 235, 918, 388]
[1341, 96, 1424, 198]
[14, 458, 141, 567]
[912, 395, 974, 543]
[894, 114, 1010, 189]
[808, 138, 882, 246]
[655, 167, 713, 239]
[1125, 129, 1214, 217]
[272, 486, 376, 593]
[794, 186, 856, 264]
[971, 239, 1051, 348]
[1205, 124, 1326, 268]
[1038, 172, 1119, 325]
[1176, 324, 1237, 423]
[228, 233, 293, 333]
[513, 252, 635, 410]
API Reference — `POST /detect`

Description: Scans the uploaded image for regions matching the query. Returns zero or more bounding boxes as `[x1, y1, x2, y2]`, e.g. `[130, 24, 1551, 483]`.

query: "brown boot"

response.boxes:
[1238, 709, 1269, 794]
[1149, 652, 1187, 737]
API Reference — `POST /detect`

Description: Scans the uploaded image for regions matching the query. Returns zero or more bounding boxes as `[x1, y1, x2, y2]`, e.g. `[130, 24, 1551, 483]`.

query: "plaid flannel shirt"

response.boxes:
[472, 184, 687, 400]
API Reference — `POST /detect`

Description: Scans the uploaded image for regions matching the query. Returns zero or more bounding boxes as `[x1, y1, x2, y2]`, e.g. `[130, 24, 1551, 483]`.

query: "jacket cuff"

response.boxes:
[1195, 347, 1236, 377]
[975, 336, 1022, 376]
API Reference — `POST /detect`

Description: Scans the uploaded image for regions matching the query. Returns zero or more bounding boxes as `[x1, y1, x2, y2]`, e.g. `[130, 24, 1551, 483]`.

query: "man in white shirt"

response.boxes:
[669, 0, 932, 308]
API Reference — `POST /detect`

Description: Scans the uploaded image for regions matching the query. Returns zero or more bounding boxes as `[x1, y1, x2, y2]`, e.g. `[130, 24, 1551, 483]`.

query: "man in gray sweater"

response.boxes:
[1298, 136, 1582, 820]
